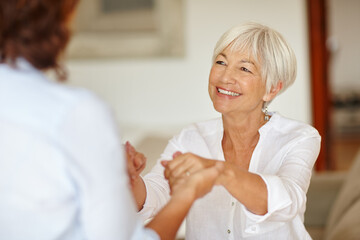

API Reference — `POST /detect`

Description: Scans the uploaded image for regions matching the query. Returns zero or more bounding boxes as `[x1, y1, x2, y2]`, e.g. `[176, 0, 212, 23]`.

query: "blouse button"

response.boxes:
[231, 202, 235, 206]
[227, 229, 231, 234]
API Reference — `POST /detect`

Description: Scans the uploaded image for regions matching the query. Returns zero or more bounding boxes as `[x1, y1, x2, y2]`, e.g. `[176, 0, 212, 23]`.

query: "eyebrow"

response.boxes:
[239, 59, 255, 65]
[218, 53, 255, 65]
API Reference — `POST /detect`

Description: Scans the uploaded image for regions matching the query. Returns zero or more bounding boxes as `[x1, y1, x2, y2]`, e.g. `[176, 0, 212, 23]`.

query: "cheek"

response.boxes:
[208, 80, 215, 101]
[208, 68, 216, 84]
[245, 78, 266, 94]
[208, 69, 217, 95]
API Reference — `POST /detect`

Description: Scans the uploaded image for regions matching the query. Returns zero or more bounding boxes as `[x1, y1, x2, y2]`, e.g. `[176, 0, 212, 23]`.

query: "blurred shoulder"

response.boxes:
[0, 60, 110, 134]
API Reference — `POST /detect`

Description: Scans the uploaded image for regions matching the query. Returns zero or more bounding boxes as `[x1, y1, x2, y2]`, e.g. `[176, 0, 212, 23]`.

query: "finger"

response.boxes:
[169, 175, 187, 195]
[126, 147, 135, 163]
[134, 152, 146, 169]
[172, 151, 182, 159]
[188, 166, 220, 198]
[170, 154, 199, 177]
[164, 166, 170, 180]
[126, 141, 134, 150]
[125, 142, 131, 159]
[161, 160, 169, 167]
[126, 163, 136, 186]
[125, 141, 133, 155]
[125, 141, 130, 150]
[162, 161, 171, 179]
[135, 163, 146, 175]
[171, 160, 193, 178]
[166, 153, 192, 179]
[163, 164, 183, 180]
[166, 152, 186, 171]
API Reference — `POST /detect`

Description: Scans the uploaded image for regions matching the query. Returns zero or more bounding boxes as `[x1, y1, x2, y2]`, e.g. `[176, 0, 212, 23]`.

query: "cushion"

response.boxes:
[326, 200, 360, 240]
[325, 150, 360, 239]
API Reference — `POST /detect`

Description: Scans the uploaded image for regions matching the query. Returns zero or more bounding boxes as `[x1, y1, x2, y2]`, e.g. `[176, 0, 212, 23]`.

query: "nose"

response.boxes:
[221, 68, 236, 85]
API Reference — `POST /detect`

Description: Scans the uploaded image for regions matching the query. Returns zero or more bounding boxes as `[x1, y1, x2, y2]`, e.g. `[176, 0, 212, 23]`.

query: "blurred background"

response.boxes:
[64, 0, 359, 173]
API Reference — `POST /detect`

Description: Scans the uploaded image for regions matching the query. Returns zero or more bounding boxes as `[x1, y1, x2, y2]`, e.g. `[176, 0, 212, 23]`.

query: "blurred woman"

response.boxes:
[0, 1, 221, 239]
[129, 22, 321, 239]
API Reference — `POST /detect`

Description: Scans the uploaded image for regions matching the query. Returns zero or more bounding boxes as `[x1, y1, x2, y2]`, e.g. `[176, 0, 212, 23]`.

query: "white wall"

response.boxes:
[65, 0, 311, 144]
[328, 0, 360, 93]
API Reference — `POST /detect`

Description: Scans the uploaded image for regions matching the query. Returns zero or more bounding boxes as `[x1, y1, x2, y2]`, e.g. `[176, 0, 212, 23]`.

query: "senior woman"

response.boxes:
[0, 0, 223, 239]
[129, 22, 321, 239]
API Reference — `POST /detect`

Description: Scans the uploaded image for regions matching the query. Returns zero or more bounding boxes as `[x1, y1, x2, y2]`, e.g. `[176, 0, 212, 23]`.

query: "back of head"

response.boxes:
[0, 0, 79, 80]
[212, 22, 297, 101]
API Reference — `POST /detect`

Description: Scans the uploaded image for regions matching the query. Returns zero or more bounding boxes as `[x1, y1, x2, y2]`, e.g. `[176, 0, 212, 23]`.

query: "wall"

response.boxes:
[328, 0, 360, 93]
[65, 0, 311, 146]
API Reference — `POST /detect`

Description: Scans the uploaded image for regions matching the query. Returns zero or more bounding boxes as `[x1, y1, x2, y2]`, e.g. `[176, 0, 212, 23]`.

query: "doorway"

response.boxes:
[308, 0, 360, 171]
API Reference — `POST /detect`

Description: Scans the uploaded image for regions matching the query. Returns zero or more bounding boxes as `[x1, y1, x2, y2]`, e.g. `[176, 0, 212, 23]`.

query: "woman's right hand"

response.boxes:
[162, 152, 218, 188]
[125, 141, 146, 187]
[162, 160, 224, 200]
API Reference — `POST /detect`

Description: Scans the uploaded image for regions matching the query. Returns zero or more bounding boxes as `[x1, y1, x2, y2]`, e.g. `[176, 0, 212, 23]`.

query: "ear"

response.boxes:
[263, 81, 283, 102]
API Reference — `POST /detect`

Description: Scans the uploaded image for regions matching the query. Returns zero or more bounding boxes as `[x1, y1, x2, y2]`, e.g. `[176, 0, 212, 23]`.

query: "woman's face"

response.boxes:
[208, 46, 269, 118]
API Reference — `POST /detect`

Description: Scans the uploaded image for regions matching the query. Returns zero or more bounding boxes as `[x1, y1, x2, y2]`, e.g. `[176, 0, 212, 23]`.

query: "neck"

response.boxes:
[221, 110, 267, 149]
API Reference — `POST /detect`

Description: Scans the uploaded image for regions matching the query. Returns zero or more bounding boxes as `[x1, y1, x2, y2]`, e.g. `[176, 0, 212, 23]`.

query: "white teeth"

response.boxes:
[217, 88, 240, 96]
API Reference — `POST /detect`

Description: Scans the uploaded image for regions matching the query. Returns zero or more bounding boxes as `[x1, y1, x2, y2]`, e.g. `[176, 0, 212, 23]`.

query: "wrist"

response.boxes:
[171, 186, 196, 206]
[216, 162, 235, 185]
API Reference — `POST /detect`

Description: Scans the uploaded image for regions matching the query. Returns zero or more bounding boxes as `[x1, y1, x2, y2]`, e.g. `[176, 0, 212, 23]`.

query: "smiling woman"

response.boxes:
[127, 22, 321, 240]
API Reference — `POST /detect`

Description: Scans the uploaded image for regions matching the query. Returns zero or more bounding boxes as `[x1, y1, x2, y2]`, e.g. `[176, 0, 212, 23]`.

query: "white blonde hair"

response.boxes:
[212, 22, 297, 105]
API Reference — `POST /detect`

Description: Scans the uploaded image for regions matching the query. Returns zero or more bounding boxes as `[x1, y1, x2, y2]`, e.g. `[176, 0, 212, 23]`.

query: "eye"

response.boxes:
[240, 67, 252, 73]
[216, 60, 226, 65]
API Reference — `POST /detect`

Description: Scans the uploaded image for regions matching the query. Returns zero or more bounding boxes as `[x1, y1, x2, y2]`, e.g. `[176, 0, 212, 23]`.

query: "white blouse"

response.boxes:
[140, 113, 321, 239]
[0, 59, 159, 240]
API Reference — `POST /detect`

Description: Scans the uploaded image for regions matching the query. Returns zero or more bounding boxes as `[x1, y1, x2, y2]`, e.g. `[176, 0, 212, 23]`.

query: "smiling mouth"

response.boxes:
[217, 88, 240, 97]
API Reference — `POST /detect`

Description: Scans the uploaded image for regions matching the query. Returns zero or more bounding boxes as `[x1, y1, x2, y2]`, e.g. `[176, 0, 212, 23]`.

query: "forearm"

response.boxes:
[218, 163, 268, 215]
[145, 189, 195, 240]
[131, 176, 147, 211]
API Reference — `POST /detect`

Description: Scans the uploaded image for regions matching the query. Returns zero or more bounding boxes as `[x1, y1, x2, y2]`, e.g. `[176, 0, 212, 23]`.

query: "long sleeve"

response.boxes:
[139, 137, 184, 220]
[58, 92, 159, 240]
[245, 135, 321, 223]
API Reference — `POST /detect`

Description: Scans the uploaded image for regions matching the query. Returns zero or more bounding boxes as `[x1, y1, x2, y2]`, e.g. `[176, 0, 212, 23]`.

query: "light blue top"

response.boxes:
[0, 59, 158, 240]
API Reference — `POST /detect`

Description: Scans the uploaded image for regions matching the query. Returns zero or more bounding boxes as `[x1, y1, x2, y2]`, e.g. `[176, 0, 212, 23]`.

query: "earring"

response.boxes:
[264, 107, 270, 121]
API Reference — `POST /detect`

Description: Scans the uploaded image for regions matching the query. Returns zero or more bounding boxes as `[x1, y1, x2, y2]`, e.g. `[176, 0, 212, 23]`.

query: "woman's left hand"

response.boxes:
[162, 152, 219, 189]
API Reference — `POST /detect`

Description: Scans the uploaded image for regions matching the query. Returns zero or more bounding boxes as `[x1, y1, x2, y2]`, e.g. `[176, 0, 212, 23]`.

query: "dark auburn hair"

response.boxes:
[0, 0, 79, 80]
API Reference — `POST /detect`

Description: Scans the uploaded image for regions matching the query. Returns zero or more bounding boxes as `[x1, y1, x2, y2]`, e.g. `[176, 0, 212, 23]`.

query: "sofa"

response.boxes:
[305, 150, 360, 240]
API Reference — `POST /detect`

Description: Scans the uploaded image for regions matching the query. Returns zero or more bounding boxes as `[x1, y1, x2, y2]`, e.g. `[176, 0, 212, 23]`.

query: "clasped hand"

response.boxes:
[125, 142, 223, 201]
[162, 152, 223, 197]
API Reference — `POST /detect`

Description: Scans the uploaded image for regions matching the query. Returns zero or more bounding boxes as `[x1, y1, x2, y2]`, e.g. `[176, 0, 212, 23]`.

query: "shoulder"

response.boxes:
[0, 61, 110, 135]
[0, 60, 105, 110]
[265, 112, 321, 143]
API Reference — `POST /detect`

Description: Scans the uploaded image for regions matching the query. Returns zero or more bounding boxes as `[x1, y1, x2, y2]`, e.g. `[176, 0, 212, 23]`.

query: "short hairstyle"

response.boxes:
[212, 22, 297, 104]
[0, 0, 79, 80]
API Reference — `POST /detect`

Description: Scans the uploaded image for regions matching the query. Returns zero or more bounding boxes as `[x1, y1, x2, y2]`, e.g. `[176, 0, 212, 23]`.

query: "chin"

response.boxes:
[213, 103, 229, 115]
